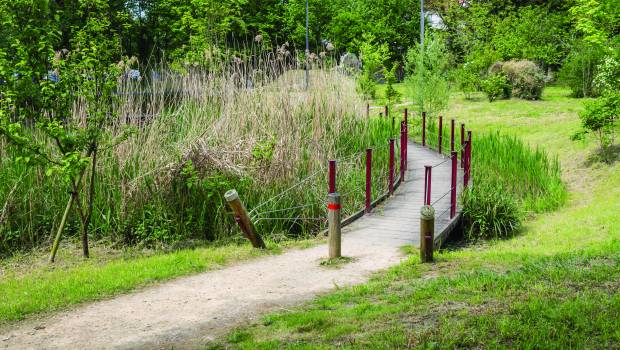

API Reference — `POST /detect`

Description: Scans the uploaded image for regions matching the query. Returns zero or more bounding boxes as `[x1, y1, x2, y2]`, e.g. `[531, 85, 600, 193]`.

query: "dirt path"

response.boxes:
[0, 142, 457, 350]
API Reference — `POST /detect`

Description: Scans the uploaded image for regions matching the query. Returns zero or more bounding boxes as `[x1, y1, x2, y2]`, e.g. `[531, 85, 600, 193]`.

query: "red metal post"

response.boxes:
[450, 151, 457, 218]
[424, 165, 432, 205]
[438, 116, 443, 154]
[467, 131, 472, 186]
[404, 109, 408, 170]
[450, 119, 455, 153]
[463, 141, 469, 188]
[329, 160, 336, 193]
[400, 121, 406, 180]
[422, 112, 427, 146]
[389, 139, 395, 195]
[365, 148, 372, 214]
[460, 123, 465, 168]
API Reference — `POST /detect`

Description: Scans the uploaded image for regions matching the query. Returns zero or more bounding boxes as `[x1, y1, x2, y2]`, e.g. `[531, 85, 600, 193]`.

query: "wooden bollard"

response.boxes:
[328, 192, 342, 258]
[420, 205, 435, 263]
[225, 189, 266, 249]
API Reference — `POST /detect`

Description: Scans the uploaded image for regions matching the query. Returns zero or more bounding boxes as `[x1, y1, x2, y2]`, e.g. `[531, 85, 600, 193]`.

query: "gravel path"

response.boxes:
[0, 142, 457, 350]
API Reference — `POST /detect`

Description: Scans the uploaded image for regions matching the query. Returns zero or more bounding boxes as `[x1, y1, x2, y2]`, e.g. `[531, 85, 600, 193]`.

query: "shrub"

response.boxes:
[384, 62, 401, 104]
[462, 132, 566, 240]
[455, 62, 480, 100]
[481, 73, 511, 102]
[501, 60, 545, 100]
[579, 92, 620, 161]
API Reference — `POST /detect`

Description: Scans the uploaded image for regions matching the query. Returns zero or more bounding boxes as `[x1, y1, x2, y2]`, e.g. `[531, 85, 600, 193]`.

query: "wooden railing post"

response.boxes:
[389, 139, 395, 195]
[450, 151, 457, 219]
[365, 149, 372, 214]
[384, 105, 388, 119]
[328, 192, 342, 258]
[366, 102, 370, 118]
[225, 189, 266, 249]
[420, 205, 435, 263]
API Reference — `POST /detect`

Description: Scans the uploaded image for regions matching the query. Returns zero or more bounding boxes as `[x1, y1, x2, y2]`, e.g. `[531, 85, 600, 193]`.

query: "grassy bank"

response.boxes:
[0, 237, 322, 324]
[208, 86, 620, 348]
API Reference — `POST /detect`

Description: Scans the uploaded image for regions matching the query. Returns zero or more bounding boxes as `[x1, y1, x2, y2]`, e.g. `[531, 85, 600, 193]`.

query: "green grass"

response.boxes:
[0, 238, 320, 324]
[208, 86, 620, 349]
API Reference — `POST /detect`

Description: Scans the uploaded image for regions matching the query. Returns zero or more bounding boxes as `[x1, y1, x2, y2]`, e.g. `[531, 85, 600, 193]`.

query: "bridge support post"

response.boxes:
[225, 189, 266, 249]
[420, 205, 435, 263]
[451, 151, 457, 218]
[404, 109, 408, 170]
[329, 160, 337, 193]
[328, 192, 342, 258]
[422, 112, 427, 146]
[424, 165, 432, 205]
[389, 139, 395, 195]
[460, 123, 465, 168]
[438, 116, 443, 154]
[365, 149, 372, 214]
[400, 122, 406, 180]
[450, 119, 455, 153]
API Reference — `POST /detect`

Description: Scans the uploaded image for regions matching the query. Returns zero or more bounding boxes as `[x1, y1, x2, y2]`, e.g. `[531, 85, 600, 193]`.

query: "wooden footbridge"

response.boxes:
[1, 112, 472, 350]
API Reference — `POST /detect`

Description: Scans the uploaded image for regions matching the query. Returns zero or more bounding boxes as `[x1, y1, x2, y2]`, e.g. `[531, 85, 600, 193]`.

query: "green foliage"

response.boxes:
[356, 34, 389, 99]
[405, 34, 451, 117]
[579, 92, 620, 160]
[383, 62, 401, 104]
[462, 133, 566, 240]
[481, 73, 511, 102]
[455, 63, 480, 99]
[558, 42, 606, 97]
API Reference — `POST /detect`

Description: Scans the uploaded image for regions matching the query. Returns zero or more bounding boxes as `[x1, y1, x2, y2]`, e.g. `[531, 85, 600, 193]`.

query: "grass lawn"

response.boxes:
[0, 238, 320, 325]
[207, 86, 620, 349]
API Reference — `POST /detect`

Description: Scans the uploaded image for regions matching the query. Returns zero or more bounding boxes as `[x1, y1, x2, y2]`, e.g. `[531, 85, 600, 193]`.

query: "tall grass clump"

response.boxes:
[462, 132, 566, 240]
[0, 50, 395, 255]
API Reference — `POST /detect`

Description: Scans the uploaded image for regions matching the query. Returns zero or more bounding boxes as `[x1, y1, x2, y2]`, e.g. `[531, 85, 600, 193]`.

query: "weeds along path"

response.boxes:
[0, 142, 459, 350]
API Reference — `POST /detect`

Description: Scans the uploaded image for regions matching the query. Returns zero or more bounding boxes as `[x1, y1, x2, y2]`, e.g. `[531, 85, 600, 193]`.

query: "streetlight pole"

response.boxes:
[305, 0, 310, 90]
[420, 0, 425, 46]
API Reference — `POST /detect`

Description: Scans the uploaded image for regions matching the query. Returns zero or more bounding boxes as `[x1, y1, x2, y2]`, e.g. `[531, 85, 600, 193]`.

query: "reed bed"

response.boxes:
[0, 56, 395, 254]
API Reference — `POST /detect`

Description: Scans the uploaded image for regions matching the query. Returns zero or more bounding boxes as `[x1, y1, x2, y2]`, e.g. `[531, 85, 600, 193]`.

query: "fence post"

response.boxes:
[384, 105, 388, 118]
[450, 151, 457, 219]
[438, 116, 443, 154]
[225, 189, 266, 249]
[467, 131, 472, 186]
[329, 160, 336, 193]
[460, 123, 465, 168]
[402, 108, 409, 170]
[365, 148, 372, 214]
[366, 102, 370, 118]
[450, 119, 455, 153]
[328, 192, 342, 258]
[389, 139, 395, 195]
[400, 121, 406, 180]
[424, 165, 432, 205]
[420, 205, 435, 263]
[422, 112, 427, 146]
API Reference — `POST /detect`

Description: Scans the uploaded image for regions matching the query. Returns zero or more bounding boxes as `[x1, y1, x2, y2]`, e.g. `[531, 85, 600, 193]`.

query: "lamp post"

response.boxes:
[305, 0, 310, 90]
[420, 0, 425, 46]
